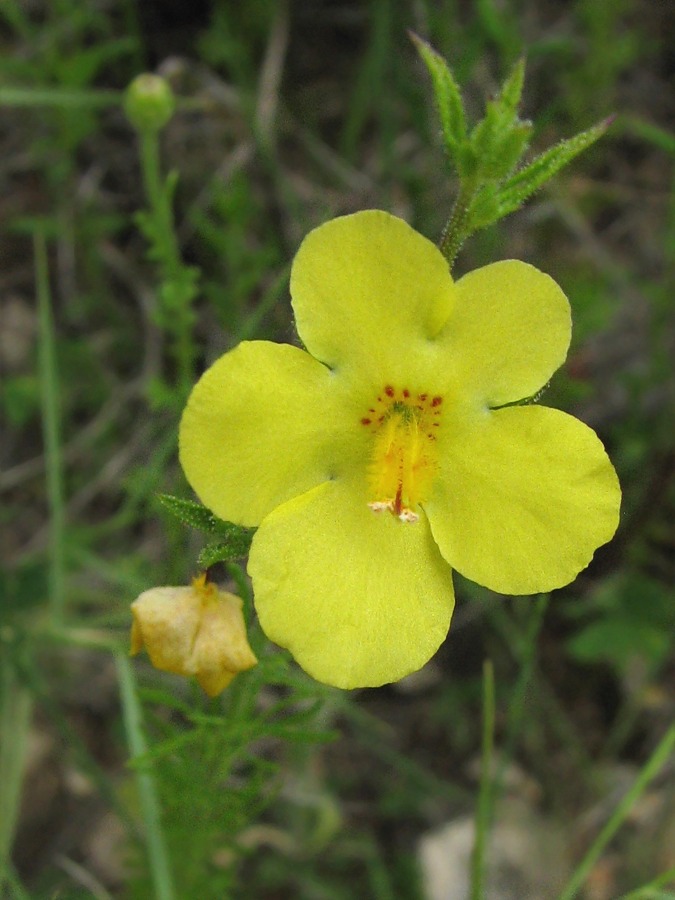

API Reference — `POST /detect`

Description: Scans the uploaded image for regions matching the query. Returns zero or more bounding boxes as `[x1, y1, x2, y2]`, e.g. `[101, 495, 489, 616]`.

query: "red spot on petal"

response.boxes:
[361, 418, 371, 425]
[394, 483, 403, 516]
[432, 396, 443, 407]
[419, 393, 428, 401]
[403, 389, 410, 398]
[385, 385, 395, 397]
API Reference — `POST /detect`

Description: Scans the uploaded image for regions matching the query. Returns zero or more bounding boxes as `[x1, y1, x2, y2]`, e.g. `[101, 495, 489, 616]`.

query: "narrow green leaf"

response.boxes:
[0, 86, 122, 108]
[470, 101, 501, 164]
[464, 118, 612, 233]
[35, 233, 66, 626]
[197, 543, 228, 569]
[499, 57, 526, 112]
[470, 660, 496, 900]
[157, 494, 221, 532]
[116, 654, 176, 900]
[197, 536, 254, 569]
[158, 495, 255, 563]
[558, 725, 675, 900]
[492, 120, 533, 177]
[470, 59, 530, 180]
[465, 186, 503, 231]
[164, 169, 179, 207]
[157, 494, 250, 539]
[624, 116, 675, 156]
[410, 32, 466, 153]
[0, 658, 33, 893]
[498, 117, 612, 209]
[475, 119, 533, 181]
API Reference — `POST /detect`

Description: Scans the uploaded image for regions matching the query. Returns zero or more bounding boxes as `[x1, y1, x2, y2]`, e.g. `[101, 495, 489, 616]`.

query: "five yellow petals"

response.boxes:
[139, 210, 621, 689]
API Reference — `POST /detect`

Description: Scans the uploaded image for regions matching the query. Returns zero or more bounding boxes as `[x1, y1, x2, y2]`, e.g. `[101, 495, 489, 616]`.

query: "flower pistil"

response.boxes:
[364, 385, 442, 522]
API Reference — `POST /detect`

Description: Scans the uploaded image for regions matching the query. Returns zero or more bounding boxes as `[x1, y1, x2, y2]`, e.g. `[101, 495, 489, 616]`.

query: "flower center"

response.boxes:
[360, 385, 442, 523]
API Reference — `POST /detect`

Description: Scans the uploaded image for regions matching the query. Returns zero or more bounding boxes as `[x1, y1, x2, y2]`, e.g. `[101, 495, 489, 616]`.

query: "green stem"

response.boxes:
[13, 652, 139, 839]
[617, 865, 675, 899]
[6, 862, 32, 900]
[0, 87, 122, 108]
[558, 726, 675, 900]
[139, 131, 179, 263]
[116, 653, 175, 900]
[439, 180, 476, 268]
[471, 659, 496, 900]
[38, 625, 121, 653]
[337, 699, 472, 804]
[35, 232, 66, 626]
[495, 595, 549, 796]
[0, 655, 33, 894]
[138, 130, 194, 394]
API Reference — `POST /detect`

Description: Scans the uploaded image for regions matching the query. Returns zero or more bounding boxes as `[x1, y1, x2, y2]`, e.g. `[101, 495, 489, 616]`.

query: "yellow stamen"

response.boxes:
[365, 388, 441, 522]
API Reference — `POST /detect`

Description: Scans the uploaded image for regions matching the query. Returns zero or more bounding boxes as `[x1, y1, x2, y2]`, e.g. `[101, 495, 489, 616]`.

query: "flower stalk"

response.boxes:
[124, 74, 199, 400]
[438, 177, 478, 268]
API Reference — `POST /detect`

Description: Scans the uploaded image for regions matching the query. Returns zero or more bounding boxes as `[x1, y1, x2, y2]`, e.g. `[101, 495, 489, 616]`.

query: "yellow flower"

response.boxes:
[179, 211, 621, 690]
[130, 574, 257, 696]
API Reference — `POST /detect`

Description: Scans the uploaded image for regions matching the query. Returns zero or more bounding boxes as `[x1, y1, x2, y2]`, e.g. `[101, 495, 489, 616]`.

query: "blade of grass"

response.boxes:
[116, 652, 175, 900]
[618, 865, 675, 900]
[14, 650, 139, 838]
[340, 0, 392, 161]
[6, 861, 32, 900]
[622, 117, 675, 157]
[0, 656, 33, 895]
[495, 595, 549, 795]
[35, 231, 66, 626]
[558, 726, 675, 900]
[237, 263, 290, 341]
[336, 698, 472, 805]
[0, 87, 123, 108]
[490, 599, 595, 784]
[470, 659, 496, 900]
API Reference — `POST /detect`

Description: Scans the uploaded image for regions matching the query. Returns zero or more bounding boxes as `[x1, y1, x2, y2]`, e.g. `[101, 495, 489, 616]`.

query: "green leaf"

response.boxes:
[469, 58, 531, 180]
[197, 538, 253, 568]
[465, 185, 503, 231]
[565, 573, 674, 674]
[497, 117, 613, 210]
[464, 118, 612, 233]
[158, 495, 255, 564]
[157, 494, 252, 539]
[410, 32, 466, 156]
[0, 562, 49, 622]
[491, 121, 533, 177]
[624, 116, 675, 157]
[158, 268, 199, 314]
[499, 57, 526, 113]
[568, 619, 670, 673]
[469, 101, 501, 167]
[158, 494, 224, 531]
[164, 169, 179, 207]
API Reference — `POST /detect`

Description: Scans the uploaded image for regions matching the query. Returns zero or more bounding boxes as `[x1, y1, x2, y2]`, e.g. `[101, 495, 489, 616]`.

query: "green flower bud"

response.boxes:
[124, 74, 175, 133]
